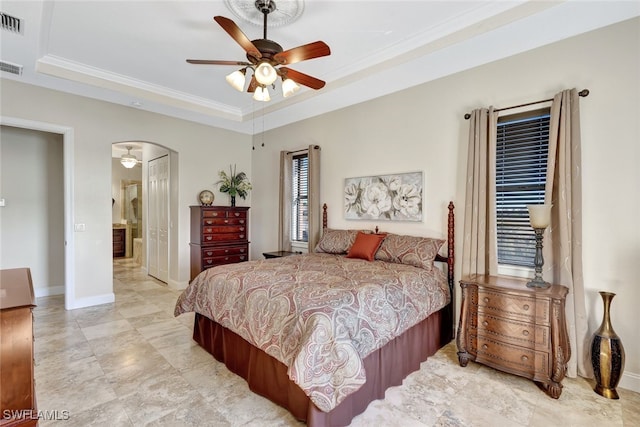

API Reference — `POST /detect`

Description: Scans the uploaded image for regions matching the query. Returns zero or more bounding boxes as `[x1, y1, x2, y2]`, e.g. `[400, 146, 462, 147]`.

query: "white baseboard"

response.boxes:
[168, 278, 188, 290]
[66, 293, 115, 310]
[34, 285, 65, 298]
[620, 370, 640, 394]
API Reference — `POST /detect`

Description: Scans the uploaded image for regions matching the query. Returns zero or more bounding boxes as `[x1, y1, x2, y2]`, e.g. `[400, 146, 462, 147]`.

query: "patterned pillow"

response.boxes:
[375, 233, 445, 270]
[315, 229, 372, 254]
[314, 229, 359, 254]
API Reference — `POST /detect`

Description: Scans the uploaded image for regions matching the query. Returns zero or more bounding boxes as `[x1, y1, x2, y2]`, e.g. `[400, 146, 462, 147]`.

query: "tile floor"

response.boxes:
[31, 258, 639, 426]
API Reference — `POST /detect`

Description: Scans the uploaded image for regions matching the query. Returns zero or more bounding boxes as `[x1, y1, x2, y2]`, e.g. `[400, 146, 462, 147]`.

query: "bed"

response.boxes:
[175, 202, 455, 426]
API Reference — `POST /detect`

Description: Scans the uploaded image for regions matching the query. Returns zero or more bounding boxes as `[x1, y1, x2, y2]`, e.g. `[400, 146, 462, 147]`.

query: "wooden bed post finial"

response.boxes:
[322, 203, 328, 230]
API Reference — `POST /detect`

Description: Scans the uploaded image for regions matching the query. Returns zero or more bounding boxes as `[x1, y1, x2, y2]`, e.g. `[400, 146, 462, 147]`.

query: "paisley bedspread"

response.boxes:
[174, 253, 449, 412]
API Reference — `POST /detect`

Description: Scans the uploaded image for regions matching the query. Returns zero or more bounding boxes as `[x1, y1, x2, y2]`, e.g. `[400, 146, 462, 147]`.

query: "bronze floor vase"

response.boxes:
[590, 291, 625, 399]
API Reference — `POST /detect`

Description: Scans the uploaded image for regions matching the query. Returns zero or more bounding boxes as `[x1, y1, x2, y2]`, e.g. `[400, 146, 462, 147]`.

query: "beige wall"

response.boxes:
[0, 126, 65, 296]
[1, 82, 252, 306]
[251, 18, 639, 391]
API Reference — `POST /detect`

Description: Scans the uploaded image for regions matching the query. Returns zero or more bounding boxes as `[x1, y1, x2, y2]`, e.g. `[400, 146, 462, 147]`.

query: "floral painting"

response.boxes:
[344, 172, 423, 221]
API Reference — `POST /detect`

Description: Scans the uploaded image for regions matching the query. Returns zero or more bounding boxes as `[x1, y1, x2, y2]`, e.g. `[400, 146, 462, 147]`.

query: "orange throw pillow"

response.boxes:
[346, 232, 387, 261]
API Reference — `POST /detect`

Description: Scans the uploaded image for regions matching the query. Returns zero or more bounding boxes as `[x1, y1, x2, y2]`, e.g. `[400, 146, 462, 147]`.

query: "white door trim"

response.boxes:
[0, 116, 76, 310]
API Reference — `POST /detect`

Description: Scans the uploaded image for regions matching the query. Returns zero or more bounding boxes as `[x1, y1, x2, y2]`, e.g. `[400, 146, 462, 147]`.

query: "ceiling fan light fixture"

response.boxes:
[120, 146, 138, 168]
[225, 69, 246, 91]
[282, 78, 300, 97]
[255, 61, 277, 86]
[253, 86, 271, 102]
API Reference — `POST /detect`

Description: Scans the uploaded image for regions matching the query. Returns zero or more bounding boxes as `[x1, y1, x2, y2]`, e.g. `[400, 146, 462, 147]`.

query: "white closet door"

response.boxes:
[157, 155, 169, 282]
[147, 158, 159, 278]
[147, 155, 169, 282]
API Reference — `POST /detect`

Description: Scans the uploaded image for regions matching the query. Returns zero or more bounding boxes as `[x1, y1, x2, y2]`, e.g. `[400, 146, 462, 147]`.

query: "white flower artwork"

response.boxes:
[344, 172, 423, 221]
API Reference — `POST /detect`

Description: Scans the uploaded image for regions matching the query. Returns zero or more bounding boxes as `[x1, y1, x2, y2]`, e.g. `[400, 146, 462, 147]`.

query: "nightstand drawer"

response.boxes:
[473, 335, 549, 377]
[477, 289, 549, 325]
[476, 313, 548, 348]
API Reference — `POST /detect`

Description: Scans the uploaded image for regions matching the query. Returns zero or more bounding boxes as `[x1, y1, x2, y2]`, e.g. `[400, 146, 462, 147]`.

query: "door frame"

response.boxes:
[0, 116, 76, 310]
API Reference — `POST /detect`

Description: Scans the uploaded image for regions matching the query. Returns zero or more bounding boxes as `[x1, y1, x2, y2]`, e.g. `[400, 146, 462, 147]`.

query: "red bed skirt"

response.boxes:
[193, 306, 452, 427]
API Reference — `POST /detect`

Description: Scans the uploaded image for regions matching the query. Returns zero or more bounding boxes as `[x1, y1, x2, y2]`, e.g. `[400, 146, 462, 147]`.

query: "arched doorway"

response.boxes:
[112, 141, 177, 284]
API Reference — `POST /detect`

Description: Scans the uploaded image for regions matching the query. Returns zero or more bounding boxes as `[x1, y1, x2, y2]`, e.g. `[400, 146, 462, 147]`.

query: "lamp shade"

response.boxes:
[527, 204, 552, 228]
[225, 69, 246, 92]
[253, 86, 270, 102]
[255, 62, 277, 86]
[282, 78, 300, 97]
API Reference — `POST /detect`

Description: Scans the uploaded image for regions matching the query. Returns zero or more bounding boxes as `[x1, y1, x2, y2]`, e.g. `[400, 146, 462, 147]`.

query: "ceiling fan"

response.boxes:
[186, 0, 331, 101]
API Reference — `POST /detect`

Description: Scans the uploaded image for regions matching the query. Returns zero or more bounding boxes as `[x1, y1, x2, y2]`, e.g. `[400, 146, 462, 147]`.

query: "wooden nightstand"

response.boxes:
[262, 251, 301, 259]
[456, 274, 570, 399]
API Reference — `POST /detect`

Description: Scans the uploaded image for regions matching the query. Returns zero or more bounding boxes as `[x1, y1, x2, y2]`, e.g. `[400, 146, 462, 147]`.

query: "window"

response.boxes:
[291, 153, 308, 242]
[496, 108, 550, 267]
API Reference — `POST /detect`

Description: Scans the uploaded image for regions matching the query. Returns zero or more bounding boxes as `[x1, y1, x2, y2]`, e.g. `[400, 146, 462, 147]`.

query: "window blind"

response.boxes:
[496, 110, 550, 267]
[291, 153, 309, 242]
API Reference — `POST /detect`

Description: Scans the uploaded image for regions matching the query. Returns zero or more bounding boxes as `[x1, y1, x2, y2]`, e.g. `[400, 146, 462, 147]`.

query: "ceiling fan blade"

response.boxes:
[214, 16, 262, 61]
[274, 41, 331, 65]
[247, 76, 258, 93]
[186, 59, 252, 66]
[280, 67, 326, 90]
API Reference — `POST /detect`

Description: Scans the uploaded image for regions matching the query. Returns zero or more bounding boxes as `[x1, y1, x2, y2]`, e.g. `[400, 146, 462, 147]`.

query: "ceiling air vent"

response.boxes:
[0, 60, 23, 76]
[1, 12, 22, 34]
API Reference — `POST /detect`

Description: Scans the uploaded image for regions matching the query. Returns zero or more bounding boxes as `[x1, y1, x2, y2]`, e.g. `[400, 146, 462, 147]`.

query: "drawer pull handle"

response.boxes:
[225, 249, 229, 253]
[522, 330, 530, 336]
[206, 252, 213, 256]
[483, 297, 489, 303]
[521, 355, 528, 362]
[212, 213, 218, 217]
[240, 256, 246, 260]
[206, 236, 212, 241]
[239, 234, 245, 239]
[482, 344, 488, 350]
[234, 213, 240, 217]
[240, 227, 245, 231]
[240, 220, 245, 224]
[224, 219, 229, 223]
[482, 321, 488, 327]
[240, 249, 245, 253]
[523, 304, 530, 311]
[225, 257, 229, 261]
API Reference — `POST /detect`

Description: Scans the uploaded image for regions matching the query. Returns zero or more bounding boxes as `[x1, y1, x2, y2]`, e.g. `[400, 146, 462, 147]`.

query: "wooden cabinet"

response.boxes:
[190, 206, 249, 281]
[456, 274, 570, 399]
[1, 268, 37, 427]
[113, 226, 125, 258]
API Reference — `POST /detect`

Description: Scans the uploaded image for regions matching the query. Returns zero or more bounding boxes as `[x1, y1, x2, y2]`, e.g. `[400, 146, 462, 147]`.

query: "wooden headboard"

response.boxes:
[321, 201, 455, 288]
[321, 201, 456, 339]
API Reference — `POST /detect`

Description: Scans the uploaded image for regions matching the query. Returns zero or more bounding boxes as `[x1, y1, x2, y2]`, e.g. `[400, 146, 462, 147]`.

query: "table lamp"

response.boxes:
[527, 204, 552, 288]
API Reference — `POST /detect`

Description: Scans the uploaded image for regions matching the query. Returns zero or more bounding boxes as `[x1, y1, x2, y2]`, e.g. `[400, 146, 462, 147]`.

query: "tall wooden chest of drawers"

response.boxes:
[456, 275, 570, 398]
[189, 206, 250, 281]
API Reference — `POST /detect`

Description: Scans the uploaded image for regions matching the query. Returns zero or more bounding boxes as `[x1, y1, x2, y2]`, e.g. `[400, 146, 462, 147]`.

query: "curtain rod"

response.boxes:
[286, 145, 320, 154]
[464, 89, 589, 120]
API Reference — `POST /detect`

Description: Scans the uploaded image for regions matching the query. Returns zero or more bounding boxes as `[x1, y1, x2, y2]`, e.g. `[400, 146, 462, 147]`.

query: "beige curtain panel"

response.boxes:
[544, 88, 589, 379]
[461, 107, 499, 278]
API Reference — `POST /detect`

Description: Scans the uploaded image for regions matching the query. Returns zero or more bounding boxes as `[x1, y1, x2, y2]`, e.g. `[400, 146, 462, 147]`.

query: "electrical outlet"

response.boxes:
[74, 223, 86, 232]
[0, 198, 5, 207]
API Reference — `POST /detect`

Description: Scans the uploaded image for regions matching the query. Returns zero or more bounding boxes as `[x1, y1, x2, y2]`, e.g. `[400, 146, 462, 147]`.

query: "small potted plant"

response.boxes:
[215, 164, 252, 206]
